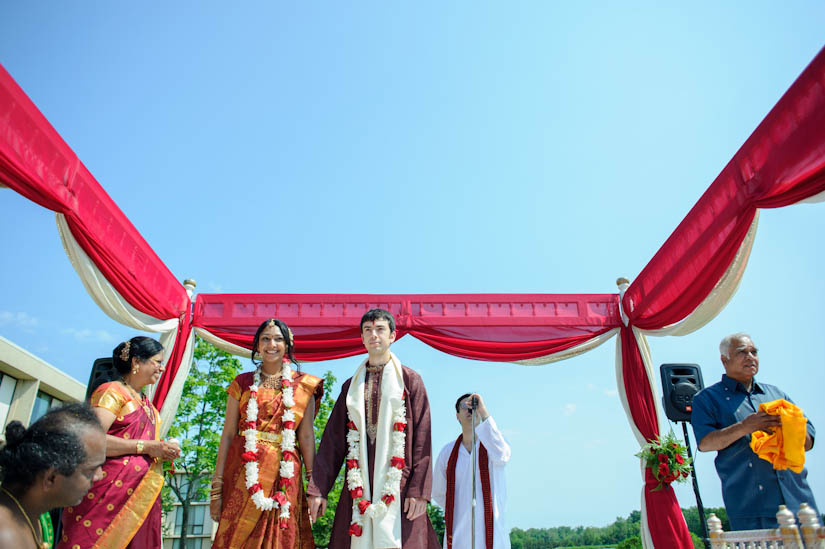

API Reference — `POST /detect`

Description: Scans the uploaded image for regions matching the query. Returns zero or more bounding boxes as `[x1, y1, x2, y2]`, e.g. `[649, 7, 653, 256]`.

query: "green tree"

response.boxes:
[681, 505, 729, 539]
[506, 506, 726, 548]
[428, 503, 445, 544]
[311, 370, 343, 548]
[617, 535, 642, 549]
[163, 338, 243, 548]
[509, 510, 641, 548]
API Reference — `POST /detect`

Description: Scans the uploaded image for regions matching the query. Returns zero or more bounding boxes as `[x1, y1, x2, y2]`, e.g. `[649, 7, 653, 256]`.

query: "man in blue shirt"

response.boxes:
[691, 332, 818, 530]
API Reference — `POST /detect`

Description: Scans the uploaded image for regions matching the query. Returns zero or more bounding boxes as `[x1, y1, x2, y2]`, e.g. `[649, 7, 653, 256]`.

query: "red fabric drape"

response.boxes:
[0, 64, 189, 321]
[620, 327, 693, 548]
[624, 47, 825, 328]
[151, 313, 191, 409]
[1, 64, 191, 404]
[192, 293, 619, 362]
[199, 325, 375, 361]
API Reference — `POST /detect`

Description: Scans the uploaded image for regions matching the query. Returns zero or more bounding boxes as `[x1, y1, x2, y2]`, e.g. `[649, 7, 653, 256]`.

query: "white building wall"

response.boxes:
[0, 335, 86, 437]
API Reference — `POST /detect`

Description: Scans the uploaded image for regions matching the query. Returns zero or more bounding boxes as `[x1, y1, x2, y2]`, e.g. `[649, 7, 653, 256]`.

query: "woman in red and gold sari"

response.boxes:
[211, 318, 323, 549]
[58, 336, 180, 549]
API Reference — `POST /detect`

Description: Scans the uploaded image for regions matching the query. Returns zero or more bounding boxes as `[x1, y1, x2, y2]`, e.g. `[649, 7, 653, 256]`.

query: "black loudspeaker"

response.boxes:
[85, 358, 119, 400]
[660, 363, 704, 422]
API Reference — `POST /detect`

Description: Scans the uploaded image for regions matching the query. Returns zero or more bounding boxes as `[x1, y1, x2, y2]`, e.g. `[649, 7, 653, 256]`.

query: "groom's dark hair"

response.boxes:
[360, 308, 396, 333]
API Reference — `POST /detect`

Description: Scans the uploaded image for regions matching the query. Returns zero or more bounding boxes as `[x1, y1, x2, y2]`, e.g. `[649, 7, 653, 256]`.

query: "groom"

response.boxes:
[308, 308, 439, 548]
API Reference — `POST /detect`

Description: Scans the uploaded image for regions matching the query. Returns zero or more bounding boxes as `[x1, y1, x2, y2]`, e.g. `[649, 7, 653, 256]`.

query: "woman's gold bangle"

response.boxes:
[136, 440, 145, 454]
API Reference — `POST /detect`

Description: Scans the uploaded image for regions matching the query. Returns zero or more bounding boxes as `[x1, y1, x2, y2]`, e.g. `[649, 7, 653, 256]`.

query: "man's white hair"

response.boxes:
[720, 332, 752, 359]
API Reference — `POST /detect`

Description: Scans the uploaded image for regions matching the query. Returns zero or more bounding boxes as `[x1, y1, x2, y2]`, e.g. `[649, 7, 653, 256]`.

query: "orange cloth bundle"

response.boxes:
[749, 398, 807, 473]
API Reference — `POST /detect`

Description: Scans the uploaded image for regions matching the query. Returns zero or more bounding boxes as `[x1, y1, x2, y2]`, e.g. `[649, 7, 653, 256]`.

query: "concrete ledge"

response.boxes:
[0, 336, 86, 402]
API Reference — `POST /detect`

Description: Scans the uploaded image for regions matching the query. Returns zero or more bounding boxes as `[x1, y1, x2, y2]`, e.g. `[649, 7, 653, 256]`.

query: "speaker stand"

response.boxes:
[681, 421, 710, 549]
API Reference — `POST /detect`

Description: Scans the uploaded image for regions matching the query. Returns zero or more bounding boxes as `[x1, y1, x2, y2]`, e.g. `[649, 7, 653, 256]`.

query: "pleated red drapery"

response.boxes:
[0, 65, 189, 321]
[192, 293, 619, 361]
[624, 49, 825, 328]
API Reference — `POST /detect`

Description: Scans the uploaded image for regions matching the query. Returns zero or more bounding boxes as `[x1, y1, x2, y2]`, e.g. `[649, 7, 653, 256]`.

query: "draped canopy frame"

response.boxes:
[2, 47, 824, 548]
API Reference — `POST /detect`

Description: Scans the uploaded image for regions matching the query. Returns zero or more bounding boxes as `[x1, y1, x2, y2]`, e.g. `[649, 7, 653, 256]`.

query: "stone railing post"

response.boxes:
[707, 513, 725, 549]
[777, 504, 803, 548]
[797, 502, 824, 548]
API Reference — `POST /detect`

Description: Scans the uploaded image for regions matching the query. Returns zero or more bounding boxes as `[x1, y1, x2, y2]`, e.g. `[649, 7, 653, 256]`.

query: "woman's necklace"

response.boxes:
[258, 368, 281, 390]
[120, 380, 156, 425]
[0, 486, 50, 549]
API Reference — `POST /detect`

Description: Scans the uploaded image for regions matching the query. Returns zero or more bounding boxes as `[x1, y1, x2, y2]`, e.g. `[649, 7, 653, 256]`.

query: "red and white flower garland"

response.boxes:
[242, 360, 297, 529]
[345, 394, 407, 537]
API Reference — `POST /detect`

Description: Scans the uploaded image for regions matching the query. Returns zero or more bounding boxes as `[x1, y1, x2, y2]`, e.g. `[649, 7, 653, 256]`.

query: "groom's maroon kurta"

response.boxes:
[308, 365, 440, 548]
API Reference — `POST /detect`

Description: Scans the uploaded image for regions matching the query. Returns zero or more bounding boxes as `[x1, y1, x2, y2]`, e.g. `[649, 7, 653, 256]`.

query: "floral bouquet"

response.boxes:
[635, 431, 693, 491]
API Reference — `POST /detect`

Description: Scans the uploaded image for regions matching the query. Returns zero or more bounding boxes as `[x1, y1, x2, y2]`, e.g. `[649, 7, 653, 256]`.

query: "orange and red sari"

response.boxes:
[213, 371, 323, 549]
[58, 381, 164, 549]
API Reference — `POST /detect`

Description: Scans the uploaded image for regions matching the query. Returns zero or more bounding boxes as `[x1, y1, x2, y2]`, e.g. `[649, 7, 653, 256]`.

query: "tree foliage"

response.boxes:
[311, 370, 343, 548]
[509, 506, 726, 548]
[510, 510, 639, 549]
[682, 505, 729, 537]
[162, 338, 243, 546]
[616, 536, 641, 549]
[428, 503, 445, 544]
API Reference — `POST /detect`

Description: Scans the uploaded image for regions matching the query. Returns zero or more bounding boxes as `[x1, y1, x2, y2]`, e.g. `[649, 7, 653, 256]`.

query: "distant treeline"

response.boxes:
[509, 506, 729, 549]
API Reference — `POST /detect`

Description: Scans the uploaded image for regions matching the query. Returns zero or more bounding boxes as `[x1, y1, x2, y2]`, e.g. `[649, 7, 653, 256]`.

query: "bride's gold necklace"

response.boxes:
[0, 486, 49, 549]
[258, 367, 282, 390]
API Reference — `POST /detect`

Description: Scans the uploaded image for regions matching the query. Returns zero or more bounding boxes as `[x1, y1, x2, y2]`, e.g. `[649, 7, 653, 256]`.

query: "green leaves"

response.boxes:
[167, 339, 243, 491]
[310, 369, 343, 547]
[427, 503, 445, 544]
[313, 369, 338, 447]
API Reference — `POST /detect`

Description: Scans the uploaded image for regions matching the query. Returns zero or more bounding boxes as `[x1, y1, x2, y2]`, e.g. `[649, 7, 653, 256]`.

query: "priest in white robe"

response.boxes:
[432, 393, 511, 549]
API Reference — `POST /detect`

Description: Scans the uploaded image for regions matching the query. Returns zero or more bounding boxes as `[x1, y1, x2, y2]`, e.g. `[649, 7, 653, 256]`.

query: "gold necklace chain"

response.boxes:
[258, 369, 282, 390]
[120, 380, 156, 425]
[1, 486, 49, 549]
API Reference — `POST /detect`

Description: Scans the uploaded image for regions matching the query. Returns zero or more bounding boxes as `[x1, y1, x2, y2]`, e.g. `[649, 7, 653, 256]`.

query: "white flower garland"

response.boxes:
[345, 394, 407, 537]
[243, 360, 297, 526]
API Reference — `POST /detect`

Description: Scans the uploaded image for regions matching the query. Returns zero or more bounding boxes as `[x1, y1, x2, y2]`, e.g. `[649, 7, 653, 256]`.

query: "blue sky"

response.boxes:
[1, 2, 823, 529]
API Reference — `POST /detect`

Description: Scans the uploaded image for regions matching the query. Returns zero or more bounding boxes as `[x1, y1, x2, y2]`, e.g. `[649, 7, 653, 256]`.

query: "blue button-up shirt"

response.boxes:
[691, 374, 818, 522]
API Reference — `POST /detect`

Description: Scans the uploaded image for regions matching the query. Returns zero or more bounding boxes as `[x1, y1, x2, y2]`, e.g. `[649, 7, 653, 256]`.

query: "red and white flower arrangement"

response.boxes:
[242, 359, 297, 528]
[346, 394, 407, 537]
[635, 431, 692, 491]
